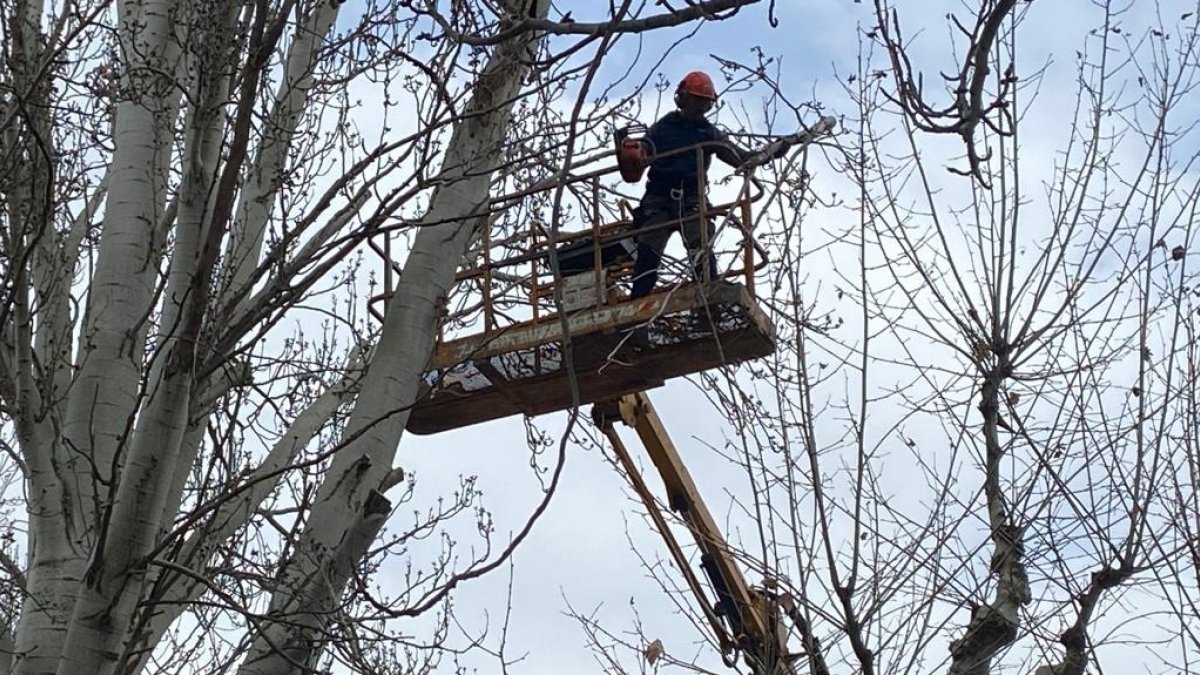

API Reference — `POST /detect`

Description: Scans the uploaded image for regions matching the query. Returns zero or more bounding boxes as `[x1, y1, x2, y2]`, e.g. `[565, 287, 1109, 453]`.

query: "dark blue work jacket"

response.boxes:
[645, 111, 725, 198]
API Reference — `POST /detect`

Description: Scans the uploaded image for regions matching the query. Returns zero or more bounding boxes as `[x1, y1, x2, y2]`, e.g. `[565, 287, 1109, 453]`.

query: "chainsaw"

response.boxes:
[614, 123, 654, 183]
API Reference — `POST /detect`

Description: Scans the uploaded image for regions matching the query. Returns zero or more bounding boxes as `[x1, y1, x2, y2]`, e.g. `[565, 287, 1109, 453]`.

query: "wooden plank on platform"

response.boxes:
[433, 281, 749, 369]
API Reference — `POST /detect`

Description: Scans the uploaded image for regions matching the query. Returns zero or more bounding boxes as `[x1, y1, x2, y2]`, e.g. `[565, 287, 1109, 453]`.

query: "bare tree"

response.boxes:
[0, 0, 770, 673]
[575, 2, 1200, 674]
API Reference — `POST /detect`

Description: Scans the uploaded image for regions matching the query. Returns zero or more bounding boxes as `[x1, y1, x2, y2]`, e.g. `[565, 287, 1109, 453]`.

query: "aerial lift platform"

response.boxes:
[407, 279, 774, 434]
[370, 141, 825, 673]
[396, 166, 777, 435]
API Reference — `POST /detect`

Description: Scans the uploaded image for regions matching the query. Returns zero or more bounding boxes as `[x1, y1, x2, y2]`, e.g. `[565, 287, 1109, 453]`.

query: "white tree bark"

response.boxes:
[221, 0, 342, 301]
[131, 359, 364, 674]
[0, 628, 13, 675]
[117, 11, 353, 660]
[2, 17, 62, 674]
[158, 0, 341, 541]
[53, 8, 246, 671]
[16, 3, 233, 672]
[34, 179, 107, 412]
[11, 0, 183, 668]
[59, 0, 181, 529]
[238, 2, 552, 672]
[155, 359, 251, 543]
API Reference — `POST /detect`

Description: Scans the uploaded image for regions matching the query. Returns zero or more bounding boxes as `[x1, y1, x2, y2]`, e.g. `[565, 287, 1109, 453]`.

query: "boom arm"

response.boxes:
[592, 392, 797, 675]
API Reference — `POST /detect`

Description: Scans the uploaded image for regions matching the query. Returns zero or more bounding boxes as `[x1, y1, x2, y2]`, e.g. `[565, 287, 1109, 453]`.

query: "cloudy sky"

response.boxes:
[399, 3, 852, 671]
[368, 1, 1199, 673]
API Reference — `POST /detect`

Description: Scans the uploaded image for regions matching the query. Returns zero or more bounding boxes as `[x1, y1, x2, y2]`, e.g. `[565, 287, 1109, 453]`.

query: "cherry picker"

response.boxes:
[372, 128, 831, 673]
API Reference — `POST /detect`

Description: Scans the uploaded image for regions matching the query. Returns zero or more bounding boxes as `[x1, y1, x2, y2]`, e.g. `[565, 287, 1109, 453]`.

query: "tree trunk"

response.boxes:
[130, 362, 363, 675]
[12, 0, 183, 669]
[237, 2, 551, 672]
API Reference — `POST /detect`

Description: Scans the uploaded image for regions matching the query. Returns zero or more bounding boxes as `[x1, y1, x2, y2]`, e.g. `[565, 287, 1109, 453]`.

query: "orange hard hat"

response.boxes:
[677, 71, 717, 101]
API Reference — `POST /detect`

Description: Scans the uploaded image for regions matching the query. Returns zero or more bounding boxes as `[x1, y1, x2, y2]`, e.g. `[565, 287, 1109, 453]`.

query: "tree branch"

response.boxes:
[422, 0, 758, 46]
[948, 376, 1031, 675]
[873, 0, 1020, 186]
[1033, 564, 1138, 675]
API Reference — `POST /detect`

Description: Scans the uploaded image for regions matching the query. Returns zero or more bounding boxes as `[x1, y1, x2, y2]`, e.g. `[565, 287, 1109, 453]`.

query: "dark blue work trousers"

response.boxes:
[630, 192, 719, 298]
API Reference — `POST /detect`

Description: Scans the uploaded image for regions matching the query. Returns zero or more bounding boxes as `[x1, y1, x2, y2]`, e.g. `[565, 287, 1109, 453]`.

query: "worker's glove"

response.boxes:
[804, 115, 838, 140]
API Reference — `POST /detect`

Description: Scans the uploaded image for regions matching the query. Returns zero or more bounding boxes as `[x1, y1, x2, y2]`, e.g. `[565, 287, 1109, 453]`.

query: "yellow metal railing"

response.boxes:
[369, 144, 772, 346]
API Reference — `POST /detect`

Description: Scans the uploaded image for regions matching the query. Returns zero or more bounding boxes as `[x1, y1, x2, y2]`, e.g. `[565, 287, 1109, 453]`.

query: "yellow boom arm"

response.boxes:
[592, 392, 796, 675]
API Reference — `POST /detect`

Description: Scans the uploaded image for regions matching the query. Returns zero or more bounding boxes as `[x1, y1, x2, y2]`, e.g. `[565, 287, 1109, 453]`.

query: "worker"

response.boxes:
[627, 70, 791, 298]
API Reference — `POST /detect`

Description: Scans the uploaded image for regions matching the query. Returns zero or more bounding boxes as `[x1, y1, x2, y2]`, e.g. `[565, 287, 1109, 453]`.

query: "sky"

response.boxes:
[3, 0, 1196, 673]
[69, 0, 1189, 673]
[395, 4, 853, 671]
[368, 2, 1200, 674]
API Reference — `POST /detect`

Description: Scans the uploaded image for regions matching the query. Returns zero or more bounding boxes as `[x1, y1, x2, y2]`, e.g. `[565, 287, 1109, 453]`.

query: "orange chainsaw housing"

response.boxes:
[615, 124, 652, 184]
[617, 138, 649, 183]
